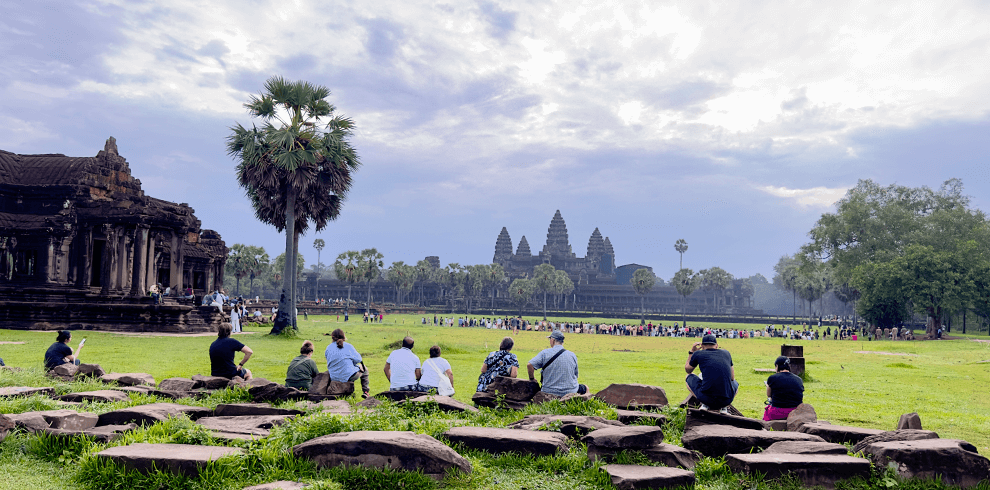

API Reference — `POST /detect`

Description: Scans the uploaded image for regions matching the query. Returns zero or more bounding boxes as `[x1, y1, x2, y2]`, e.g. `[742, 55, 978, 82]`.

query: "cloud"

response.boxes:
[756, 185, 849, 209]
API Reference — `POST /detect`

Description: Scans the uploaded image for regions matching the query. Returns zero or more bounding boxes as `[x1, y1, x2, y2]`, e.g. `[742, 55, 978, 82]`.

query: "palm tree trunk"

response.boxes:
[291, 232, 300, 329]
[640, 295, 645, 325]
[273, 185, 296, 334]
[543, 291, 548, 320]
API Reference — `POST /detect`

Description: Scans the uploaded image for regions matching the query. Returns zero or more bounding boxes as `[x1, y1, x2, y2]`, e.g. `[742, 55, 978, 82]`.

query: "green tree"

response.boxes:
[773, 255, 800, 323]
[313, 238, 325, 298]
[698, 266, 733, 314]
[386, 261, 414, 304]
[851, 261, 912, 329]
[631, 268, 656, 325]
[226, 244, 252, 296]
[553, 269, 574, 310]
[674, 239, 688, 269]
[509, 278, 535, 317]
[414, 259, 435, 306]
[228, 76, 359, 333]
[358, 248, 384, 315]
[532, 263, 557, 320]
[333, 250, 361, 317]
[484, 263, 506, 313]
[673, 268, 698, 327]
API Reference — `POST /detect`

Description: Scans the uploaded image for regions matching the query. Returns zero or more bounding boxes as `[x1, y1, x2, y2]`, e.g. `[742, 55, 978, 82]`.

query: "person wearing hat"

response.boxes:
[685, 334, 738, 413]
[527, 330, 583, 397]
[763, 356, 804, 421]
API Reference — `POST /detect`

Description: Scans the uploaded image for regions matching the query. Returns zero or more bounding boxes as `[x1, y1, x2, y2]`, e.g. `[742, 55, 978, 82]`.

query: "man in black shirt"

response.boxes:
[44, 330, 82, 371]
[763, 355, 804, 420]
[685, 334, 738, 413]
[209, 323, 253, 379]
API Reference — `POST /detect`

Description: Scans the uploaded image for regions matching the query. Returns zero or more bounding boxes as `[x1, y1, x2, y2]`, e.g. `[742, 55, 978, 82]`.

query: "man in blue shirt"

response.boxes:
[685, 334, 738, 413]
[527, 330, 580, 397]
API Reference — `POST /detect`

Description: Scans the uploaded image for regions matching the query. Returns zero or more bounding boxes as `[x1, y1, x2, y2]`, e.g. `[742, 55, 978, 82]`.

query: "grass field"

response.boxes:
[1, 314, 989, 489]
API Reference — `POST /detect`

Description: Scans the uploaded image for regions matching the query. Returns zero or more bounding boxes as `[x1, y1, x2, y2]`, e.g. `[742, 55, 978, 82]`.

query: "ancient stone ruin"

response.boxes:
[0, 137, 227, 332]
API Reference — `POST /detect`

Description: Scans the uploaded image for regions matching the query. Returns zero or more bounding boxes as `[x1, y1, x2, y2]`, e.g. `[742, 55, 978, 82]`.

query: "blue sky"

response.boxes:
[3, 0, 989, 281]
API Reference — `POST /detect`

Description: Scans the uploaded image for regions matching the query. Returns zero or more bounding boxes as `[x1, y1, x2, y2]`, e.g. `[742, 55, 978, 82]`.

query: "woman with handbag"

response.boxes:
[420, 345, 455, 396]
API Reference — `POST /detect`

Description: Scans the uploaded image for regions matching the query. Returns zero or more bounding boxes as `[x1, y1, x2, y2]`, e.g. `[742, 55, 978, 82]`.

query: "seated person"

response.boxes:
[384, 336, 425, 392]
[477, 337, 519, 392]
[325, 329, 370, 398]
[44, 330, 82, 371]
[685, 335, 738, 413]
[420, 345, 454, 394]
[209, 323, 253, 379]
[527, 330, 582, 397]
[285, 340, 320, 391]
[763, 356, 804, 421]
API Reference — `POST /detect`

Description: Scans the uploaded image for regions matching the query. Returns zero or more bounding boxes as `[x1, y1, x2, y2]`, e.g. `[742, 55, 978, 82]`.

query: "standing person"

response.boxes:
[286, 340, 320, 390]
[526, 330, 582, 397]
[44, 330, 83, 371]
[763, 356, 804, 421]
[384, 336, 424, 392]
[477, 337, 519, 392]
[685, 334, 738, 413]
[230, 305, 241, 333]
[325, 329, 370, 398]
[420, 345, 454, 394]
[209, 323, 253, 380]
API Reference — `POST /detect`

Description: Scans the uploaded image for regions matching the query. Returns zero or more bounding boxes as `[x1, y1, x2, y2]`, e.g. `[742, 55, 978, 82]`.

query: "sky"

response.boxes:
[3, 0, 990, 281]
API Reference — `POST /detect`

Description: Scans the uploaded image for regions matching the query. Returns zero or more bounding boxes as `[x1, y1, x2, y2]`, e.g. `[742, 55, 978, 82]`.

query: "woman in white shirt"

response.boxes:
[419, 345, 454, 394]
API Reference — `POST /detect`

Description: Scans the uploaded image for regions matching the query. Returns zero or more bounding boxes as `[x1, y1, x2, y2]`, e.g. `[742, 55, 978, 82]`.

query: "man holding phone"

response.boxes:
[44, 330, 84, 371]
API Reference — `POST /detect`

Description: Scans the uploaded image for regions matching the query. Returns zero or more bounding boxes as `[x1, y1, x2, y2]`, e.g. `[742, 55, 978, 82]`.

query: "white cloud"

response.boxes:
[756, 185, 849, 209]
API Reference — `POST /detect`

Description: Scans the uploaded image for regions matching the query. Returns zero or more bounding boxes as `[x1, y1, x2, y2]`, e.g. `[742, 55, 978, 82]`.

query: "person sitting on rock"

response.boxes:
[763, 356, 804, 421]
[420, 345, 454, 394]
[477, 336, 519, 392]
[325, 329, 370, 398]
[527, 330, 583, 397]
[384, 336, 425, 392]
[685, 334, 738, 414]
[44, 330, 82, 371]
[210, 323, 252, 380]
[285, 340, 320, 391]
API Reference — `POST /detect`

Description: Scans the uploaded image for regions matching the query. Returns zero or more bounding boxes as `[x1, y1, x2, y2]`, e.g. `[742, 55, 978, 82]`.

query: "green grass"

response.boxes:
[2, 315, 990, 489]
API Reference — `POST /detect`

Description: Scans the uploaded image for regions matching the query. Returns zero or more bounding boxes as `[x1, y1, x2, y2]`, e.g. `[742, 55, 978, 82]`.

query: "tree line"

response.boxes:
[774, 178, 990, 336]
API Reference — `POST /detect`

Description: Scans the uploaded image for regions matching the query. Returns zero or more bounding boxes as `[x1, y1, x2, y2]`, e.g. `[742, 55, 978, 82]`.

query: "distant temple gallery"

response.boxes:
[0, 137, 227, 332]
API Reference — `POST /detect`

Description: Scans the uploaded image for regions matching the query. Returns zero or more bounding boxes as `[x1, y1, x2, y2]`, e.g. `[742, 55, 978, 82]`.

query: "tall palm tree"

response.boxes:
[227, 76, 359, 334]
[631, 268, 656, 325]
[334, 250, 361, 318]
[313, 238, 325, 299]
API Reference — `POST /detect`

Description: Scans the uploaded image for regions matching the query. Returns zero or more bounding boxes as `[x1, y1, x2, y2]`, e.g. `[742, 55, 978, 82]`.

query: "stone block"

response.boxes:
[249, 383, 307, 403]
[861, 439, 990, 488]
[471, 391, 528, 410]
[327, 381, 354, 398]
[681, 424, 827, 457]
[797, 422, 884, 445]
[159, 378, 199, 392]
[297, 400, 351, 415]
[561, 392, 594, 402]
[42, 424, 137, 443]
[786, 403, 817, 431]
[853, 429, 940, 454]
[685, 408, 766, 431]
[507, 414, 623, 432]
[100, 372, 156, 387]
[768, 420, 788, 431]
[780, 345, 803, 358]
[50, 363, 79, 379]
[581, 426, 665, 450]
[36, 409, 99, 430]
[214, 403, 303, 417]
[615, 409, 666, 425]
[897, 412, 922, 430]
[97, 403, 213, 426]
[7, 412, 50, 432]
[0, 414, 14, 442]
[191, 374, 231, 390]
[530, 391, 561, 404]
[373, 390, 421, 402]
[595, 383, 668, 410]
[96, 443, 244, 476]
[243, 482, 309, 490]
[487, 376, 540, 401]
[292, 431, 471, 480]
[309, 372, 330, 394]
[355, 397, 382, 409]
[787, 357, 805, 377]
[588, 443, 702, 469]
[763, 440, 849, 455]
[444, 426, 568, 456]
[57, 390, 131, 403]
[725, 453, 871, 489]
[195, 415, 294, 438]
[406, 395, 479, 413]
[601, 464, 696, 490]
[76, 363, 106, 378]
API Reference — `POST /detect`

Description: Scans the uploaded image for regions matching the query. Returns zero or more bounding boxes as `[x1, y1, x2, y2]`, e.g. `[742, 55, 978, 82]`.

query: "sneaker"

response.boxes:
[361, 391, 370, 399]
[699, 404, 710, 411]
[719, 407, 730, 415]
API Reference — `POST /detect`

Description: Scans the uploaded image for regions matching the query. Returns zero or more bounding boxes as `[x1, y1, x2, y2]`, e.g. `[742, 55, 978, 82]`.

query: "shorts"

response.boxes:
[686, 374, 738, 410]
[763, 405, 797, 421]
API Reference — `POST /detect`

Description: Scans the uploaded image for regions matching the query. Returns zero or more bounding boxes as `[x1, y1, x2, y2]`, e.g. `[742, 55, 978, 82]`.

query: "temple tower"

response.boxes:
[586, 228, 606, 264]
[494, 227, 513, 264]
[541, 210, 574, 259]
[516, 236, 532, 256]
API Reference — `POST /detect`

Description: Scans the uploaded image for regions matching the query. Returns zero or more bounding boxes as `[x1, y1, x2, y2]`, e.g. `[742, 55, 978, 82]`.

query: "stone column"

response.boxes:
[169, 231, 181, 289]
[130, 225, 149, 297]
[115, 231, 127, 291]
[78, 226, 92, 287]
[99, 225, 117, 296]
[146, 232, 157, 290]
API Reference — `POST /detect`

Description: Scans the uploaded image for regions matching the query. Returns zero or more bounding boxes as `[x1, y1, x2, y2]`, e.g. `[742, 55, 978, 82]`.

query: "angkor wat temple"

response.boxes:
[0, 137, 227, 332]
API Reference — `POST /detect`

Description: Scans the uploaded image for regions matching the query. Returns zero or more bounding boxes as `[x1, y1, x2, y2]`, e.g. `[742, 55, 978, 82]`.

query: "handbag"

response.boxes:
[425, 359, 455, 396]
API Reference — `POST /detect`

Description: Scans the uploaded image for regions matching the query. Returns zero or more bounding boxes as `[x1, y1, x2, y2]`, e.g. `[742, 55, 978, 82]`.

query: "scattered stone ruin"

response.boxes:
[0, 137, 227, 332]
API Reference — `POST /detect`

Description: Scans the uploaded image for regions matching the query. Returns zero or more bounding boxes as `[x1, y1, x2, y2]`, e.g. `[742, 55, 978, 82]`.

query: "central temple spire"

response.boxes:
[541, 210, 573, 258]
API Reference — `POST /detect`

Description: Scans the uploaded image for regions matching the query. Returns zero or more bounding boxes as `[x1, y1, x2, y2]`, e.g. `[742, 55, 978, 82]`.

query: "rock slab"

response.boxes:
[192, 374, 231, 390]
[292, 430, 471, 480]
[588, 443, 702, 469]
[682, 424, 827, 457]
[595, 383, 669, 409]
[897, 412, 922, 430]
[43, 424, 137, 443]
[861, 439, 990, 488]
[685, 408, 766, 431]
[159, 378, 200, 391]
[57, 390, 131, 403]
[797, 422, 884, 444]
[786, 403, 817, 431]
[444, 426, 568, 456]
[725, 453, 871, 489]
[100, 372, 156, 387]
[762, 440, 849, 455]
[0, 386, 54, 398]
[615, 409, 667, 425]
[406, 395, 479, 413]
[214, 403, 303, 417]
[852, 429, 940, 453]
[487, 376, 541, 401]
[97, 403, 213, 426]
[96, 443, 243, 476]
[602, 464, 696, 490]
[581, 425, 665, 449]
